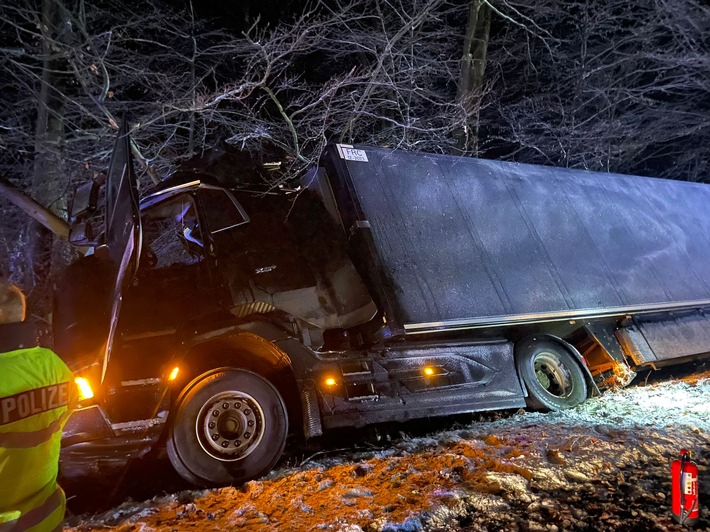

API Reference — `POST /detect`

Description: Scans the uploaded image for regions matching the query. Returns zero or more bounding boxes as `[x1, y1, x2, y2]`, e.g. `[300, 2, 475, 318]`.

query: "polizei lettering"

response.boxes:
[0, 383, 70, 426]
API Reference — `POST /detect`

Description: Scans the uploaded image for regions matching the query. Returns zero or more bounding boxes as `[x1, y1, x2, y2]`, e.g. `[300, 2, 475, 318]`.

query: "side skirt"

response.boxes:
[315, 339, 526, 429]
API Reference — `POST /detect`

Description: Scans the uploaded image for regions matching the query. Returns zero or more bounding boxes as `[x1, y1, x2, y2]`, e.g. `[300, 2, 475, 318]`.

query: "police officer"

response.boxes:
[0, 279, 74, 531]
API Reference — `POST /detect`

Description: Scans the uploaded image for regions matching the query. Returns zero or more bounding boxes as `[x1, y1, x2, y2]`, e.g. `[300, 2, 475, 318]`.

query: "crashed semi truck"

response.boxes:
[56, 123, 710, 486]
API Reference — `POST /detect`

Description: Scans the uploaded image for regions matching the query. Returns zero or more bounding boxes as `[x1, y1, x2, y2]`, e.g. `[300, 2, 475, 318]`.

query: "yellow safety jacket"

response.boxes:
[0, 347, 74, 532]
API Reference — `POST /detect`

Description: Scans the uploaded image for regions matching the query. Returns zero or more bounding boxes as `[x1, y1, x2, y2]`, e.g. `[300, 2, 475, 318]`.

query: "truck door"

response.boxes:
[53, 120, 141, 382]
[119, 191, 228, 338]
[193, 185, 271, 313]
[195, 186, 319, 312]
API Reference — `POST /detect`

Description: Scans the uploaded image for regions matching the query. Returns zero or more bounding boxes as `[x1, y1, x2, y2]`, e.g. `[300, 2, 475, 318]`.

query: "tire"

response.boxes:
[166, 369, 288, 486]
[515, 339, 588, 411]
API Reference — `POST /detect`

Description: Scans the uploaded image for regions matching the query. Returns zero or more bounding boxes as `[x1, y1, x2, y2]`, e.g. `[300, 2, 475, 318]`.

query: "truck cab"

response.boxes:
[55, 125, 378, 485]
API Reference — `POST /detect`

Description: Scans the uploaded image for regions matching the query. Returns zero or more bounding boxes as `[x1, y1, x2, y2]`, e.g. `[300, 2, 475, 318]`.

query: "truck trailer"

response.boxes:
[56, 123, 710, 486]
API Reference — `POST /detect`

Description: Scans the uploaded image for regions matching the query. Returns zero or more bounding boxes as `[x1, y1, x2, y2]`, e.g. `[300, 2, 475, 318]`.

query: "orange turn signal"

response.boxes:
[168, 366, 180, 381]
[75, 377, 94, 401]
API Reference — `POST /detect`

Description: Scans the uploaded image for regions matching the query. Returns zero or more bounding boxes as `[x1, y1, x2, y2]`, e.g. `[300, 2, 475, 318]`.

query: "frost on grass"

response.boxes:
[65, 370, 710, 531]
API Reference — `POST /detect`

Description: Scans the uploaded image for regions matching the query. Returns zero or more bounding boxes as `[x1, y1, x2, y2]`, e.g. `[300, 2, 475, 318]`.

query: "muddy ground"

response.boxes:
[64, 363, 710, 531]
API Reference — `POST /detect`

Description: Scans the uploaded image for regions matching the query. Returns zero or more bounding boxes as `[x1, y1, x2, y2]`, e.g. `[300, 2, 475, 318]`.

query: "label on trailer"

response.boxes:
[337, 144, 369, 163]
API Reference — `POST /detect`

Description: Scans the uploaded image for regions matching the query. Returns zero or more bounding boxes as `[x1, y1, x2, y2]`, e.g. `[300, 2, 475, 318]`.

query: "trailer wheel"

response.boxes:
[516, 339, 587, 411]
[166, 369, 288, 486]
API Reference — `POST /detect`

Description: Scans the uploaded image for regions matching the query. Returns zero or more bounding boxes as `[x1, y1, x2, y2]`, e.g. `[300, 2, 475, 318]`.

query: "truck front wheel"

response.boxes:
[516, 339, 588, 411]
[167, 369, 288, 486]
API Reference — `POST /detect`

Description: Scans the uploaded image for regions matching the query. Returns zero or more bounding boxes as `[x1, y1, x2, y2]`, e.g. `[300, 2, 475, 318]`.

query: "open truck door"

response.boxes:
[54, 120, 142, 382]
[99, 120, 142, 381]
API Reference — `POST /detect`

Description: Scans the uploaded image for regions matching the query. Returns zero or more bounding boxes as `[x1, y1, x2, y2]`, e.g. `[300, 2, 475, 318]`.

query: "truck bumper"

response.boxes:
[60, 405, 164, 480]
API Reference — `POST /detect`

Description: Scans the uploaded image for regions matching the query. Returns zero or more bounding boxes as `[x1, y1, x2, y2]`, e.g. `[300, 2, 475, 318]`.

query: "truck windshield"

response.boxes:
[142, 195, 204, 267]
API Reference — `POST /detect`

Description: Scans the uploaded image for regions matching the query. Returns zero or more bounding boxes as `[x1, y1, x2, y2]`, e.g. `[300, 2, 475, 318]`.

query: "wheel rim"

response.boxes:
[533, 351, 573, 398]
[195, 391, 265, 461]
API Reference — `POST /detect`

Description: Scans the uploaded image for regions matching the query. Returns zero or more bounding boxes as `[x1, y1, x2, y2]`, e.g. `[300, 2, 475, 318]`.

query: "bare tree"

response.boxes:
[0, 0, 74, 305]
[455, 0, 492, 153]
[481, 0, 710, 181]
[216, 0, 481, 179]
[0, 0, 482, 297]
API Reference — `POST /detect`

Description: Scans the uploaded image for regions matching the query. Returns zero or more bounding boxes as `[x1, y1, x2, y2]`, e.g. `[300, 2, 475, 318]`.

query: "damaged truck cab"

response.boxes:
[56, 124, 710, 486]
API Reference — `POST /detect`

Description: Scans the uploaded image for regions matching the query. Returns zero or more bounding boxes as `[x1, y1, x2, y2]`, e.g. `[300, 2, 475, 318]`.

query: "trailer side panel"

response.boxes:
[324, 146, 710, 331]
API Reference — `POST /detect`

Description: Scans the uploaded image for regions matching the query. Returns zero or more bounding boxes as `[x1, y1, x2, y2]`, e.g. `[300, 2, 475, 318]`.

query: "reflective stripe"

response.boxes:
[0, 409, 71, 449]
[0, 487, 62, 531]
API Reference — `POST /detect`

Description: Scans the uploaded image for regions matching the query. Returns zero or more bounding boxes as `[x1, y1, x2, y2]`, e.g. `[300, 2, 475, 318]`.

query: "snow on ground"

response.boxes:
[65, 367, 710, 531]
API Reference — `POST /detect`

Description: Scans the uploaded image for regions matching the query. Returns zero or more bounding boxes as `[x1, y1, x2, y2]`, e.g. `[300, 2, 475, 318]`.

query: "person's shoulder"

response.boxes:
[4, 346, 72, 375]
[26, 346, 61, 357]
[31, 347, 72, 371]
[0, 345, 54, 362]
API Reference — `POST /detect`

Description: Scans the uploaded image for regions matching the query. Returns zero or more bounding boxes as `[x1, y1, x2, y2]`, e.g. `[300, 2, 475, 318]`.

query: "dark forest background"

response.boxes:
[1, 0, 709, 310]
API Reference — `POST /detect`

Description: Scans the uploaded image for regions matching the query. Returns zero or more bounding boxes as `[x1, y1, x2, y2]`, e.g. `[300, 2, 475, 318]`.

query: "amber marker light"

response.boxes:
[422, 366, 436, 377]
[75, 377, 94, 401]
[323, 376, 338, 388]
[168, 366, 180, 381]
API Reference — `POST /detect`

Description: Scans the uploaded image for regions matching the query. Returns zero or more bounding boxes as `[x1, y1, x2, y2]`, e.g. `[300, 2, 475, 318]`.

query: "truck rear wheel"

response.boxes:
[167, 369, 288, 486]
[516, 339, 587, 411]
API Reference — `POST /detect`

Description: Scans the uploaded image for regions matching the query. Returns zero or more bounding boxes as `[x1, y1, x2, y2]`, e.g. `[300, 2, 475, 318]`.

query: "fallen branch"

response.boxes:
[0, 176, 70, 239]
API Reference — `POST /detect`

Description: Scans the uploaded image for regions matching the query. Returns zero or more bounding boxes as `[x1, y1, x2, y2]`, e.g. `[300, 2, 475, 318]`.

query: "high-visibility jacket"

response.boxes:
[0, 347, 74, 532]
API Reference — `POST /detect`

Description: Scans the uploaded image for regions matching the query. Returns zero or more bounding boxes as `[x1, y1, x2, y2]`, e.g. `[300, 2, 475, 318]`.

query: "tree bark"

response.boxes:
[28, 0, 69, 308]
[33, 0, 66, 210]
[455, 0, 491, 153]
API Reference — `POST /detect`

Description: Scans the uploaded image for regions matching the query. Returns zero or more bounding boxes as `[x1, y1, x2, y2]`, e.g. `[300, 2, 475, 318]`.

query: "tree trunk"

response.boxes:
[28, 0, 69, 311]
[455, 0, 491, 153]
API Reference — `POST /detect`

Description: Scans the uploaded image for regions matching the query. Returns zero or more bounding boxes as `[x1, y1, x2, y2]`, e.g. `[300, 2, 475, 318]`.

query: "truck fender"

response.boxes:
[185, 316, 295, 347]
[175, 321, 319, 438]
[172, 367, 232, 408]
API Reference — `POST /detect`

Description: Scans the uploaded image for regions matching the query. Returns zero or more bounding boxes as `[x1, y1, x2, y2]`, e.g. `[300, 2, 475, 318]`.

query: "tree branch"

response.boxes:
[0, 176, 69, 239]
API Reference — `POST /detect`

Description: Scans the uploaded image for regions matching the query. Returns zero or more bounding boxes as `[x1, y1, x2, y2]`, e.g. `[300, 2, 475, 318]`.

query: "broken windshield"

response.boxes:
[142, 195, 205, 267]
